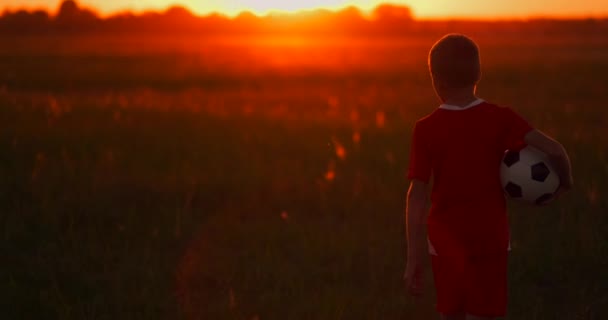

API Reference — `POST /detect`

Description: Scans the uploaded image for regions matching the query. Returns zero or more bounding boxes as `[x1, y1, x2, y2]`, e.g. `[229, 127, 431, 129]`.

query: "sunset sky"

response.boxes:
[2, 0, 608, 18]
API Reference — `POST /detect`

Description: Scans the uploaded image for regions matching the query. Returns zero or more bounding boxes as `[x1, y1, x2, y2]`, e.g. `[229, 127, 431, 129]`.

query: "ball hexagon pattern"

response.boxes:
[504, 182, 523, 198]
[500, 146, 560, 204]
[531, 162, 551, 182]
[503, 150, 520, 167]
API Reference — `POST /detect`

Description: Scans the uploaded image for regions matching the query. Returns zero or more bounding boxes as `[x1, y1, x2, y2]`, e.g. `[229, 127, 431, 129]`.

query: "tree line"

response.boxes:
[1, 0, 606, 36]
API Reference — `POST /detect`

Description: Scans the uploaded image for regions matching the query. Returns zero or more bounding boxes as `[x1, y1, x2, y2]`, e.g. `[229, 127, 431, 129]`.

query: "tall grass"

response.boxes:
[2, 34, 607, 319]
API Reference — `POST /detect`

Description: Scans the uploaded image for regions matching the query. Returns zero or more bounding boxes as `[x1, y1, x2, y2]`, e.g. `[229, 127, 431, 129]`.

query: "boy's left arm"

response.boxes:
[404, 179, 429, 297]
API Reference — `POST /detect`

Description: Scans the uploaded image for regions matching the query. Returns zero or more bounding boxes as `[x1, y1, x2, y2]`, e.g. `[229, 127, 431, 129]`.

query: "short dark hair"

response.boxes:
[428, 34, 481, 88]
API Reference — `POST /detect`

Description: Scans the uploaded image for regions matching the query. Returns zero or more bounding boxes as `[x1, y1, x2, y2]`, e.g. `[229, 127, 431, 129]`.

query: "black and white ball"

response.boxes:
[500, 146, 560, 204]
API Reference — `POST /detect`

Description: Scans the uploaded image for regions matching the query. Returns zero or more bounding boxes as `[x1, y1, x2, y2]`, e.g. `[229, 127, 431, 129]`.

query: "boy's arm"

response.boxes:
[406, 179, 429, 261]
[524, 129, 574, 192]
[404, 179, 429, 296]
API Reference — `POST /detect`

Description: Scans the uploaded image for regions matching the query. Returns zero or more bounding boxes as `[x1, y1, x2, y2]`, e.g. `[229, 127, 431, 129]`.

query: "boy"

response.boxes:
[404, 34, 573, 320]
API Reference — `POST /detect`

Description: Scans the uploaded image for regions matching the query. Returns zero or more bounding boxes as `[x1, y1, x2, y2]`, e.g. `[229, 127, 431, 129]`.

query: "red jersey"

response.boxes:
[408, 99, 532, 256]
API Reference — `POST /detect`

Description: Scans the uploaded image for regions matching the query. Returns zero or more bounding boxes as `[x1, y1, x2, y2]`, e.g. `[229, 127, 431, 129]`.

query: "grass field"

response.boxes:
[2, 33, 608, 319]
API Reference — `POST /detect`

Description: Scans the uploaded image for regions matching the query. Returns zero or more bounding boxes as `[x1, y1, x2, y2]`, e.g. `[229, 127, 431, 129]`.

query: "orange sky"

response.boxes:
[2, 0, 608, 18]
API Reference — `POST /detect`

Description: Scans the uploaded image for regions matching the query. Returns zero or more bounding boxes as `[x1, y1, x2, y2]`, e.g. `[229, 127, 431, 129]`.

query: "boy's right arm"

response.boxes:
[405, 121, 431, 296]
[524, 129, 574, 195]
[404, 179, 429, 297]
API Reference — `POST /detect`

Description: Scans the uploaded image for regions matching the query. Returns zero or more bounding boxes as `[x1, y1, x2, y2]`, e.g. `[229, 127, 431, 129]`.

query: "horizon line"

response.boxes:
[2, 2, 608, 21]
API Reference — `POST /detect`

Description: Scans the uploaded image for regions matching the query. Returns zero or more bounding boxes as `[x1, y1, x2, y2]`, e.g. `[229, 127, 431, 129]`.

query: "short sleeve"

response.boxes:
[407, 122, 432, 183]
[502, 107, 533, 151]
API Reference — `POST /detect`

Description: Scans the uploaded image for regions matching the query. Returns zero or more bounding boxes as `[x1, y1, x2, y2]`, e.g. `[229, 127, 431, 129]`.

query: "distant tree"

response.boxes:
[161, 5, 200, 32]
[372, 4, 414, 35]
[373, 4, 413, 21]
[337, 6, 364, 20]
[104, 12, 133, 32]
[235, 11, 257, 22]
[57, 0, 78, 18]
[54, 0, 100, 32]
[199, 13, 237, 35]
[0, 9, 50, 34]
[334, 6, 368, 34]
[165, 5, 194, 18]
[234, 11, 260, 34]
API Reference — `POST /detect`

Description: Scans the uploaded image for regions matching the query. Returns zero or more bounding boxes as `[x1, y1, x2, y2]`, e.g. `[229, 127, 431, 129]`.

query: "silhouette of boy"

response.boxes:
[404, 34, 573, 320]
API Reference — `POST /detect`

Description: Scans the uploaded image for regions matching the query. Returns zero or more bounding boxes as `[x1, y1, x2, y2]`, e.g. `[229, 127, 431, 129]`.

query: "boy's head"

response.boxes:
[428, 34, 481, 94]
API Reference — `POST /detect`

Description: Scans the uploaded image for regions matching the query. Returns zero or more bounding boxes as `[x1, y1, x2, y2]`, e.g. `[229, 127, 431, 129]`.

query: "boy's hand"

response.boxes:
[538, 178, 573, 206]
[404, 258, 423, 297]
[560, 175, 574, 192]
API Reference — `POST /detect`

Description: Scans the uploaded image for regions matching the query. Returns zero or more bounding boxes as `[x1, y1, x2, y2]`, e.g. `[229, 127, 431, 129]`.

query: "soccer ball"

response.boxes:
[500, 145, 560, 204]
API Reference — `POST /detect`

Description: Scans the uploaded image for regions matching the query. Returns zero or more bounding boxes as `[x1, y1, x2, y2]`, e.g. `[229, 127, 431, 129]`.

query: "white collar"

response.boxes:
[439, 98, 485, 111]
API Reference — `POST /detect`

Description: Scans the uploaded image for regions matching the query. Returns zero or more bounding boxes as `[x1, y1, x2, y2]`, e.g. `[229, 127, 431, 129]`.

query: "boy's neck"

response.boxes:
[440, 87, 478, 108]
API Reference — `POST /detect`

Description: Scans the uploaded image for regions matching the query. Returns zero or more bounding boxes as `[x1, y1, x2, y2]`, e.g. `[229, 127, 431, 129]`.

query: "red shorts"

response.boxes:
[431, 252, 508, 317]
